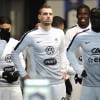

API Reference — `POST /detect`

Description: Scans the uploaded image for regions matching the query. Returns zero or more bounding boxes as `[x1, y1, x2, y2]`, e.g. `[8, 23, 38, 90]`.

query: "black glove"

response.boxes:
[2, 71, 19, 83]
[74, 70, 87, 84]
[2, 66, 19, 83]
[81, 70, 87, 78]
[65, 79, 72, 95]
[12, 71, 19, 81]
[74, 74, 82, 84]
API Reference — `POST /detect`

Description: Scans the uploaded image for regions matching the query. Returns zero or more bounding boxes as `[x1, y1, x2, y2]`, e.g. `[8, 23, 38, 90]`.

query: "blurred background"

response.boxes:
[0, 0, 99, 39]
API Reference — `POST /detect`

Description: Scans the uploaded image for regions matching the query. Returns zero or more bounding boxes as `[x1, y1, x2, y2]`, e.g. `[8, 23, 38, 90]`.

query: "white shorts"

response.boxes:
[51, 82, 66, 100]
[0, 81, 22, 100]
[70, 75, 82, 100]
[23, 79, 66, 100]
[80, 86, 100, 100]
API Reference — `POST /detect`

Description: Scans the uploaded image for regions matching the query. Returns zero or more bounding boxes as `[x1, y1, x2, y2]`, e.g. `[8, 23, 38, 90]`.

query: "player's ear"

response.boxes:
[38, 14, 41, 21]
[9, 25, 12, 32]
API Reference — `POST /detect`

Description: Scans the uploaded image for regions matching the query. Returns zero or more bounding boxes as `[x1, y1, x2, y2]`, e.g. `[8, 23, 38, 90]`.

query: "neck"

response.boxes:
[40, 23, 52, 31]
[78, 24, 89, 29]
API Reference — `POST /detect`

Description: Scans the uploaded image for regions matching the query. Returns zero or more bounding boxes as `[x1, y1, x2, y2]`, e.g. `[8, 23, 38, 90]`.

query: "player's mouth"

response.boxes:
[80, 18, 86, 23]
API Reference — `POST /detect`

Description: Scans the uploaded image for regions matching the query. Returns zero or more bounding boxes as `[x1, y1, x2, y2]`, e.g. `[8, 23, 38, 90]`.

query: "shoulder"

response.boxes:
[52, 27, 62, 31]
[68, 25, 77, 30]
[9, 38, 18, 43]
[73, 28, 90, 40]
[66, 25, 77, 31]
[6, 38, 19, 48]
[65, 25, 77, 34]
[25, 28, 38, 36]
[52, 27, 64, 34]
[77, 28, 90, 36]
[51, 28, 65, 39]
[20, 29, 39, 41]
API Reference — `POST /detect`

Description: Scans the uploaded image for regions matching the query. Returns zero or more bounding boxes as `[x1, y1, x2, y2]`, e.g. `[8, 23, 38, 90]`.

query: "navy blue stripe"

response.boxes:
[14, 29, 36, 50]
[67, 29, 89, 51]
[14, 33, 28, 50]
[67, 33, 79, 51]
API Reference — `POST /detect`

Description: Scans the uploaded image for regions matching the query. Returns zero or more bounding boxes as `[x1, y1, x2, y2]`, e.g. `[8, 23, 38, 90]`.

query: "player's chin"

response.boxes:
[44, 22, 52, 26]
[45, 20, 52, 23]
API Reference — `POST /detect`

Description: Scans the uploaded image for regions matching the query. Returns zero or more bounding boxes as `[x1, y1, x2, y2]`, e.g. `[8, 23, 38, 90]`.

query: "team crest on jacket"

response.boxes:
[45, 46, 55, 55]
[5, 54, 12, 63]
[55, 38, 58, 41]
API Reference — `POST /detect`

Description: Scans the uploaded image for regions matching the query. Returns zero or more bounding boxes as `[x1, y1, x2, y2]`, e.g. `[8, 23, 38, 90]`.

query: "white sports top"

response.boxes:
[67, 29, 100, 86]
[12, 27, 71, 84]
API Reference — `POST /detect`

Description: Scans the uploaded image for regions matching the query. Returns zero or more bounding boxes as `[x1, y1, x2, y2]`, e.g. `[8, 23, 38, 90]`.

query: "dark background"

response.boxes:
[0, 0, 46, 39]
[0, 0, 100, 39]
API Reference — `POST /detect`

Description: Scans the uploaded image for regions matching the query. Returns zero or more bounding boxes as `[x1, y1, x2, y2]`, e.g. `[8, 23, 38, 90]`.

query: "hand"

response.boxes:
[13, 71, 19, 81]
[65, 79, 72, 95]
[61, 69, 70, 80]
[2, 71, 19, 83]
[23, 74, 30, 80]
[81, 70, 87, 78]
[74, 74, 82, 84]
[2, 71, 13, 83]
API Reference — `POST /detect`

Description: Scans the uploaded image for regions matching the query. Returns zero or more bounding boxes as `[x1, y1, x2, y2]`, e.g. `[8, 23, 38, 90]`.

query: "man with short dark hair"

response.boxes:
[11, 4, 73, 100]
[65, 4, 91, 100]
[67, 7, 100, 100]
[52, 16, 65, 30]
[52, 15, 73, 100]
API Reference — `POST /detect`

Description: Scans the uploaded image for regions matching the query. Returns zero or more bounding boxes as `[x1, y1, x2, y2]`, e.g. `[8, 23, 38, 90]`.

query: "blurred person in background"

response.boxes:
[67, 7, 100, 100]
[65, 4, 91, 100]
[52, 16, 65, 31]
[52, 15, 73, 100]
[0, 16, 25, 100]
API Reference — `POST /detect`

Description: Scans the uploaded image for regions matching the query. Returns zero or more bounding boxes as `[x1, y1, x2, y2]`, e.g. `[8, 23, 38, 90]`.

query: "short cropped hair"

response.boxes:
[0, 16, 11, 24]
[76, 4, 90, 17]
[52, 16, 65, 28]
[38, 3, 52, 14]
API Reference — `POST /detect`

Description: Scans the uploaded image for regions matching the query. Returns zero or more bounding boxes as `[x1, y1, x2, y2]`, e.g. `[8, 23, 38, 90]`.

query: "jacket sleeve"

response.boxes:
[11, 34, 32, 77]
[65, 30, 72, 48]
[67, 35, 84, 76]
[60, 31, 75, 75]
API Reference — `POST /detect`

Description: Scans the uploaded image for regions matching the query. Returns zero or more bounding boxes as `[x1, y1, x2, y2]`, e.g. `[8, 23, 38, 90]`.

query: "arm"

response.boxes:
[64, 30, 77, 75]
[65, 30, 72, 48]
[19, 52, 26, 70]
[60, 31, 75, 79]
[11, 34, 32, 79]
[67, 35, 84, 76]
[0, 40, 7, 57]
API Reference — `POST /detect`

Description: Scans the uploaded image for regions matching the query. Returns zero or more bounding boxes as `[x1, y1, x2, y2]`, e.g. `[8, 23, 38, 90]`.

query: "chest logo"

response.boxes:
[5, 54, 12, 63]
[45, 46, 55, 55]
[91, 48, 100, 55]
[85, 42, 90, 44]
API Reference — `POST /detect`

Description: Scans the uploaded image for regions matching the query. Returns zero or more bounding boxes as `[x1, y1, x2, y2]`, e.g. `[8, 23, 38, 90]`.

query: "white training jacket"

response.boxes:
[0, 38, 25, 84]
[67, 29, 100, 87]
[65, 24, 91, 65]
[65, 24, 91, 47]
[11, 27, 74, 84]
